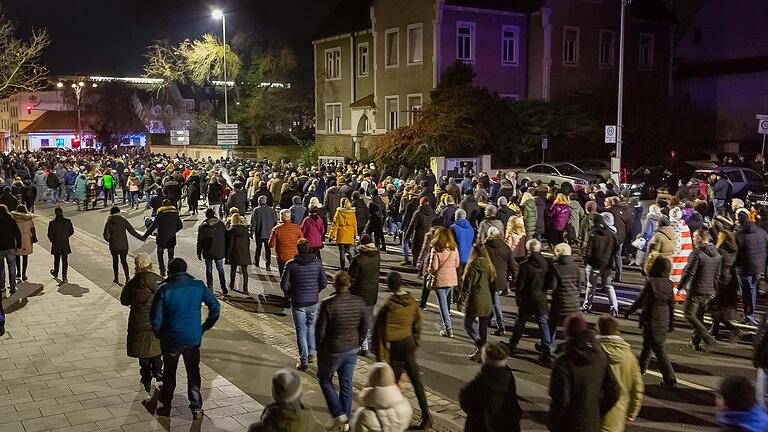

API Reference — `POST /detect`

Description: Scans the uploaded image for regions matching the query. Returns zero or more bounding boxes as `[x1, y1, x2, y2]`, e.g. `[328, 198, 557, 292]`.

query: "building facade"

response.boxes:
[0, 91, 67, 151]
[313, 0, 674, 160]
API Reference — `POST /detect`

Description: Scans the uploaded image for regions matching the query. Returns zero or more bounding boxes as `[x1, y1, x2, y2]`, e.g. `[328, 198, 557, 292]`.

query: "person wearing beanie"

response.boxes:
[371, 272, 431, 428]
[103, 206, 146, 284]
[548, 313, 620, 432]
[120, 252, 164, 393]
[226, 180, 247, 216]
[150, 258, 220, 419]
[248, 368, 323, 432]
[548, 243, 581, 345]
[582, 213, 620, 316]
[350, 362, 413, 432]
[734, 209, 768, 326]
[483, 225, 516, 333]
[459, 342, 522, 432]
[349, 234, 381, 355]
[47, 206, 74, 283]
[477, 204, 504, 244]
[716, 375, 768, 432]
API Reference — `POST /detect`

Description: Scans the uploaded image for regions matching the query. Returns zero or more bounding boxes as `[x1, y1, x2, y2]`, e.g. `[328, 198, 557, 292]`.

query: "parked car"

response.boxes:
[691, 166, 767, 198]
[516, 162, 600, 193]
[573, 159, 612, 182]
[622, 162, 696, 200]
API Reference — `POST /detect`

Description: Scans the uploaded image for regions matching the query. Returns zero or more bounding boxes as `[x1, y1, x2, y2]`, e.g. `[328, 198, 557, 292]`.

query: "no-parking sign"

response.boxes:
[605, 125, 617, 143]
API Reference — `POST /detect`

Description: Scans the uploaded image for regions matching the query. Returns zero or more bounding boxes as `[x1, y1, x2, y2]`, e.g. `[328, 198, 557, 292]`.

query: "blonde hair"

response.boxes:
[506, 215, 525, 235]
[553, 243, 572, 257]
[554, 193, 570, 205]
[230, 212, 247, 226]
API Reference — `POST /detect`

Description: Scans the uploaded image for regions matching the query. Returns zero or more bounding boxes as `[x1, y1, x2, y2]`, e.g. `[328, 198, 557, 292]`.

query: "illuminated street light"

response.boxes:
[56, 82, 64, 88]
[211, 9, 223, 19]
[211, 7, 229, 126]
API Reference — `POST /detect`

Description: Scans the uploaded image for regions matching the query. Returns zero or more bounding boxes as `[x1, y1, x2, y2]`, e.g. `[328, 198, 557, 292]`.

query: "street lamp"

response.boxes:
[614, 0, 633, 183]
[212, 8, 228, 125]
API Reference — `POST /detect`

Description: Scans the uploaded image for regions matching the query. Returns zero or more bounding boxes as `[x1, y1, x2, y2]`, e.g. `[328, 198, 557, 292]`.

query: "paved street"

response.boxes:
[1, 199, 760, 431]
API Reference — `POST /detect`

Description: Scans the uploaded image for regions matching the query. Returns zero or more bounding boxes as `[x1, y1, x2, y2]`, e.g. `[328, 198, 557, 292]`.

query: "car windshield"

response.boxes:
[552, 163, 583, 175]
[577, 161, 605, 170]
[632, 166, 663, 176]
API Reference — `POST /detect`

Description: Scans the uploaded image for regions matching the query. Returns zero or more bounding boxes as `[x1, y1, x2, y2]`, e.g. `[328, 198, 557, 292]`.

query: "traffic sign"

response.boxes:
[170, 129, 189, 146]
[217, 123, 238, 148]
[605, 125, 617, 144]
[541, 137, 548, 150]
[757, 115, 768, 135]
[219, 144, 234, 150]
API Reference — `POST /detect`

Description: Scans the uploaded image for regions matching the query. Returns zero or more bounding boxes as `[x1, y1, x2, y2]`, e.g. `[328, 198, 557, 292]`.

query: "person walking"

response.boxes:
[596, 316, 644, 432]
[270, 209, 305, 276]
[715, 375, 768, 432]
[10, 204, 36, 282]
[484, 226, 516, 336]
[547, 193, 571, 246]
[102, 168, 116, 207]
[328, 198, 357, 270]
[406, 199, 436, 269]
[197, 208, 228, 295]
[547, 243, 581, 345]
[459, 342, 522, 432]
[349, 362, 413, 432]
[47, 207, 74, 283]
[679, 229, 721, 352]
[709, 229, 741, 340]
[121, 253, 164, 393]
[300, 206, 325, 259]
[605, 197, 632, 282]
[372, 272, 431, 429]
[316, 271, 368, 431]
[734, 209, 768, 326]
[548, 313, 620, 432]
[507, 239, 552, 365]
[451, 209, 475, 276]
[225, 211, 251, 294]
[477, 205, 504, 244]
[582, 213, 619, 316]
[281, 239, 327, 371]
[103, 206, 145, 284]
[247, 368, 323, 432]
[625, 256, 677, 387]
[73, 172, 87, 211]
[150, 258, 220, 420]
[348, 234, 381, 355]
[186, 170, 201, 216]
[425, 227, 460, 338]
[250, 195, 276, 271]
[0, 204, 21, 295]
[143, 199, 183, 277]
[455, 243, 496, 361]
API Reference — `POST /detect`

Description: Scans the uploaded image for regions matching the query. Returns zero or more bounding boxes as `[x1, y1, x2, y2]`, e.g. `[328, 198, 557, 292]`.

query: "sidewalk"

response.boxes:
[0, 249, 264, 432]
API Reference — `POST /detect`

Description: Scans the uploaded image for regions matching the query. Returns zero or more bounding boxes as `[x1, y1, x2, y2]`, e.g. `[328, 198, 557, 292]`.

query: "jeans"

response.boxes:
[361, 305, 374, 351]
[463, 312, 491, 348]
[254, 239, 271, 268]
[138, 355, 162, 384]
[111, 251, 129, 281]
[491, 291, 505, 329]
[583, 265, 618, 313]
[129, 191, 139, 208]
[291, 303, 318, 365]
[714, 199, 725, 213]
[51, 187, 60, 203]
[684, 294, 715, 346]
[508, 312, 551, 350]
[160, 345, 202, 409]
[402, 236, 410, 262]
[390, 336, 430, 422]
[157, 246, 175, 275]
[737, 271, 759, 321]
[65, 185, 74, 202]
[0, 249, 17, 291]
[205, 258, 226, 293]
[614, 243, 624, 278]
[52, 254, 69, 279]
[388, 220, 401, 236]
[435, 287, 452, 331]
[317, 348, 358, 419]
[337, 244, 352, 269]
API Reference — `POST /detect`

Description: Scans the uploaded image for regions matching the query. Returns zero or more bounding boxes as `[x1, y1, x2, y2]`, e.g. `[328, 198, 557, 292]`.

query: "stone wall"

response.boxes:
[147, 144, 304, 162]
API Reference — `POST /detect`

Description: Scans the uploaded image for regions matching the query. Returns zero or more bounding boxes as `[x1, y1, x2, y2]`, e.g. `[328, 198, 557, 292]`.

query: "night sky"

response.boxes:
[4, 0, 341, 76]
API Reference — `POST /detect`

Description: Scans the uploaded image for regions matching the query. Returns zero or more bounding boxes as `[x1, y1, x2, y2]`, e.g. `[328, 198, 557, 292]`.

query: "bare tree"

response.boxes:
[0, 10, 49, 97]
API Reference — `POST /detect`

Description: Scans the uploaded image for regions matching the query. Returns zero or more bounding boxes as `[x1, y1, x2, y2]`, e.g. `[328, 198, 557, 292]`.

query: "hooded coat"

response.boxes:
[103, 214, 143, 253]
[406, 204, 436, 249]
[456, 257, 494, 317]
[735, 220, 768, 275]
[73, 174, 87, 202]
[146, 206, 183, 248]
[548, 331, 620, 432]
[329, 208, 357, 245]
[11, 211, 36, 256]
[626, 258, 675, 342]
[646, 225, 676, 262]
[226, 223, 251, 266]
[372, 291, 421, 363]
[349, 244, 381, 306]
[120, 271, 164, 358]
[584, 222, 618, 271]
[522, 198, 538, 238]
[323, 186, 341, 223]
[547, 255, 581, 321]
[460, 365, 522, 432]
[567, 201, 585, 239]
[717, 406, 768, 432]
[451, 219, 475, 264]
[197, 217, 227, 260]
[597, 336, 644, 432]
[548, 203, 571, 232]
[300, 214, 325, 248]
[248, 402, 323, 432]
[710, 233, 739, 314]
[350, 384, 413, 432]
[515, 252, 549, 316]
[678, 242, 721, 297]
[485, 237, 517, 293]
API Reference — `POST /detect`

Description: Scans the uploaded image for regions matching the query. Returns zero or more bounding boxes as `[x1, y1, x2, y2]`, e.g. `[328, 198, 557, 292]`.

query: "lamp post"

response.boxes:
[212, 9, 228, 125]
[614, 0, 632, 183]
[57, 80, 96, 148]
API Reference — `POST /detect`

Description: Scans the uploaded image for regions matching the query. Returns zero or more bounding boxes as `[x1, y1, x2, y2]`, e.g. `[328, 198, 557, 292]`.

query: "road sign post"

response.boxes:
[605, 125, 617, 144]
[541, 137, 548, 163]
[217, 123, 238, 158]
[758, 115, 768, 158]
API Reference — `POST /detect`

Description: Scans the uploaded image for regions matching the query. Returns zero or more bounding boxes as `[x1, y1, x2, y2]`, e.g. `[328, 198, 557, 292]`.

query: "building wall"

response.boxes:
[315, 35, 355, 135]
[527, 10, 547, 99]
[352, 32, 375, 104]
[439, 6, 528, 99]
[9, 91, 67, 150]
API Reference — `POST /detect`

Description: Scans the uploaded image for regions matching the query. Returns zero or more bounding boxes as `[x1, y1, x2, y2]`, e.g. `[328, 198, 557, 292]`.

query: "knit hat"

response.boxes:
[599, 212, 617, 233]
[271, 368, 302, 404]
[487, 226, 501, 238]
[367, 362, 396, 387]
[497, 196, 508, 207]
[481, 342, 508, 367]
[669, 206, 683, 221]
[564, 313, 589, 338]
[168, 258, 187, 275]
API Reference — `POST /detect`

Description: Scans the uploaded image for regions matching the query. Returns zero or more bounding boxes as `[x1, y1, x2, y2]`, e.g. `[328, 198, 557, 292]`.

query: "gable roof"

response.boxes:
[314, 0, 372, 40]
[20, 111, 147, 135]
[445, 0, 541, 13]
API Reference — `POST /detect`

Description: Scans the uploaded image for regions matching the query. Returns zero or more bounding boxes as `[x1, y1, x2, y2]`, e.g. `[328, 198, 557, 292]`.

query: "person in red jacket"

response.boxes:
[269, 209, 304, 276]
[300, 206, 325, 260]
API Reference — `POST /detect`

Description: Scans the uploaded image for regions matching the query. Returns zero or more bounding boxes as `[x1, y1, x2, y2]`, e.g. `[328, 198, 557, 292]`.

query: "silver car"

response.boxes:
[516, 162, 599, 192]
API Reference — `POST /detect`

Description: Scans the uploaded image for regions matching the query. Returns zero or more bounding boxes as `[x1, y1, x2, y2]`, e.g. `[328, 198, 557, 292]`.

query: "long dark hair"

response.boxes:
[463, 243, 497, 282]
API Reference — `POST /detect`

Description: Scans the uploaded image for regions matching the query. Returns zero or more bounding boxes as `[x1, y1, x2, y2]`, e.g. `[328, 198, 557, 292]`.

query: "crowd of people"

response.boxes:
[1, 148, 768, 431]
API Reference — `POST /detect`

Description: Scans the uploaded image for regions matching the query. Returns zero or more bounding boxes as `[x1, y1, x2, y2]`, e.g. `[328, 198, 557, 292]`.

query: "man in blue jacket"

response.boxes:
[150, 258, 220, 419]
[281, 239, 327, 371]
[450, 209, 475, 274]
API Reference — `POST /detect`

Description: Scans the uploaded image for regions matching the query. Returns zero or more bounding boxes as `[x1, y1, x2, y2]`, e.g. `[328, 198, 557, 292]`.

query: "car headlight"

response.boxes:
[576, 179, 587, 185]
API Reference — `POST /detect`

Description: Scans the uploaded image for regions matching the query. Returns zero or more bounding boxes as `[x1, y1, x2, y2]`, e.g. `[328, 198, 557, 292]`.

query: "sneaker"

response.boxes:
[468, 349, 481, 362]
[493, 328, 506, 337]
[50, 269, 57, 278]
[296, 362, 309, 372]
[191, 408, 204, 420]
[687, 340, 703, 352]
[440, 329, 454, 338]
[307, 354, 316, 364]
[326, 414, 349, 431]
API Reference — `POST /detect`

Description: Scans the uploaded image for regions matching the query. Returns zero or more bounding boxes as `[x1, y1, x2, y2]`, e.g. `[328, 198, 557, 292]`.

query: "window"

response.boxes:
[385, 96, 399, 131]
[599, 30, 615, 67]
[407, 23, 423, 64]
[407, 94, 422, 125]
[325, 103, 341, 133]
[501, 25, 519, 65]
[40, 138, 49, 147]
[639, 33, 654, 70]
[358, 43, 369, 76]
[385, 28, 399, 68]
[456, 22, 475, 62]
[745, 170, 762, 183]
[563, 26, 580, 66]
[325, 48, 341, 80]
[55, 138, 65, 147]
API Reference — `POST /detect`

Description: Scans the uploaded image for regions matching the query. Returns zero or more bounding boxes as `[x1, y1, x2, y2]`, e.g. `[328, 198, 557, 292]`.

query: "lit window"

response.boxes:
[407, 95, 422, 125]
[385, 96, 399, 131]
[563, 26, 580, 66]
[457, 22, 475, 62]
[385, 28, 399, 68]
[639, 33, 654, 70]
[40, 138, 49, 147]
[55, 138, 65, 147]
[325, 48, 341, 80]
[407, 24, 423, 64]
[599, 30, 615, 67]
[358, 43, 369, 76]
[325, 103, 341, 133]
[501, 26, 519, 65]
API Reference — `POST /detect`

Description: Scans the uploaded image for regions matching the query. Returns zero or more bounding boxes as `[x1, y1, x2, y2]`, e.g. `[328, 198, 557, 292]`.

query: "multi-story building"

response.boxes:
[0, 91, 66, 151]
[313, 0, 675, 160]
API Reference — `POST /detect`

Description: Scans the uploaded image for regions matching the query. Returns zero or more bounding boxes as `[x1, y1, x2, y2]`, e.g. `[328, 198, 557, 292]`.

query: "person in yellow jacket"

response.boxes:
[596, 316, 644, 432]
[328, 198, 357, 270]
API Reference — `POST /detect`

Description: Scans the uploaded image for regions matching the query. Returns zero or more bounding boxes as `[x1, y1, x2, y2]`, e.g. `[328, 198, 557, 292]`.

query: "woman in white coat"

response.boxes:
[350, 363, 413, 432]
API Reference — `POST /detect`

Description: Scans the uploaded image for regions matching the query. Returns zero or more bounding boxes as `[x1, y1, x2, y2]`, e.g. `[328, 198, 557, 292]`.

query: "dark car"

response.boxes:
[622, 162, 696, 200]
[574, 159, 611, 182]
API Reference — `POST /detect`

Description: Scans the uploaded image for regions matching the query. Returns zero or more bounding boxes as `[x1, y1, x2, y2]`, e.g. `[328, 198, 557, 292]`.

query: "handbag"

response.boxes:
[631, 236, 646, 250]
[426, 251, 447, 289]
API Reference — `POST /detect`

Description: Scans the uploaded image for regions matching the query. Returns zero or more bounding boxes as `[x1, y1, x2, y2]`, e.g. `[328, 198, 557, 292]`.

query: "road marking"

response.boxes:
[644, 370, 712, 391]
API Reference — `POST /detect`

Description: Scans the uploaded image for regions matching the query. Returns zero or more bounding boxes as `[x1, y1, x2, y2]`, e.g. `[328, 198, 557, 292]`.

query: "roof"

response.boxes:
[349, 94, 375, 108]
[445, 0, 541, 13]
[676, 55, 768, 78]
[314, 0, 372, 40]
[20, 111, 147, 134]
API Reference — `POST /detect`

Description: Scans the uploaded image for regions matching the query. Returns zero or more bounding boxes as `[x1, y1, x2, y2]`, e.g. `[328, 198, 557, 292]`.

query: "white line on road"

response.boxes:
[644, 370, 713, 391]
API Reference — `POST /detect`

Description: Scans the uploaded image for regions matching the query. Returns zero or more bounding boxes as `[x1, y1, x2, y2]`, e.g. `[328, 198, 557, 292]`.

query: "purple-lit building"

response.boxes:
[313, 0, 675, 159]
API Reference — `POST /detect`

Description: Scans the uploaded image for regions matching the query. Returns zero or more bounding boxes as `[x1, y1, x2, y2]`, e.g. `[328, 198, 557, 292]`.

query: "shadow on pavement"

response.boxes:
[645, 384, 715, 407]
[638, 405, 718, 427]
[226, 294, 288, 316]
[57, 283, 90, 297]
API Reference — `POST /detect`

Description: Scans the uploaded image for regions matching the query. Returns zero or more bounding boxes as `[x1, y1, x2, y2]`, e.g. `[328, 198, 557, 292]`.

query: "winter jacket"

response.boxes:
[316, 290, 368, 354]
[269, 222, 304, 263]
[349, 244, 381, 306]
[121, 271, 164, 358]
[281, 253, 327, 307]
[548, 331, 621, 432]
[350, 384, 412, 432]
[460, 365, 522, 432]
[548, 203, 571, 232]
[47, 215, 74, 255]
[73, 174, 87, 202]
[197, 217, 227, 260]
[647, 225, 676, 261]
[626, 259, 675, 341]
[32, 169, 46, 187]
[710, 234, 739, 312]
[735, 221, 768, 275]
[459, 195, 480, 227]
[300, 215, 325, 248]
[250, 205, 276, 240]
[714, 178, 730, 200]
[428, 248, 460, 288]
[597, 336, 644, 432]
[329, 208, 357, 245]
[11, 212, 35, 256]
[678, 243, 721, 297]
[567, 201, 585, 239]
[515, 252, 549, 316]
[146, 206, 182, 248]
[717, 405, 768, 432]
[547, 255, 581, 320]
[353, 198, 369, 233]
[225, 224, 251, 266]
[150, 272, 220, 352]
[46, 172, 61, 189]
[584, 226, 618, 271]
[440, 204, 457, 228]
[323, 187, 341, 223]
[606, 203, 632, 243]
[372, 291, 421, 363]
[522, 198, 538, 238]
[0, 213, 21, 252]
[477, 218, 504, 244]
[290, 203, 307, 225]
[0, 191, 17, 213]
[406, 205, 435, 248]
[456, 257, 494, 317]
[450, 219, 475, 264]
[247, 402, 323, 432]
[485, 237, 517, 293]
[103, 214, 143, 253]
[226, 189, 248, 216]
